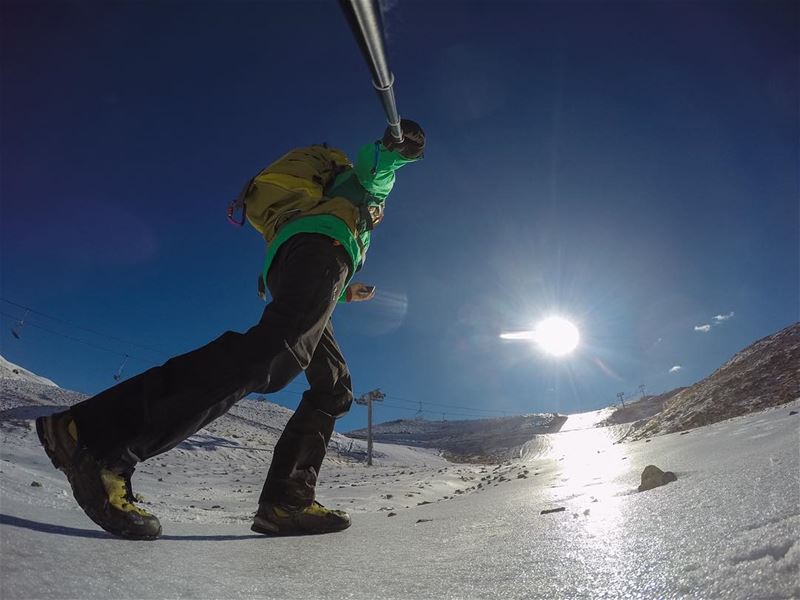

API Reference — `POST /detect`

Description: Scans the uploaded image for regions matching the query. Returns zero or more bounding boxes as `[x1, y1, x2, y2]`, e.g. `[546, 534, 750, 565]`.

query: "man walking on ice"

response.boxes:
[36, 120, 425, 540]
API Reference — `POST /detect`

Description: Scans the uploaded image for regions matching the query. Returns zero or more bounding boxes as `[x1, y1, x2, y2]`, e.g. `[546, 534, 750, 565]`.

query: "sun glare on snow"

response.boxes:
[501, 316, 580, 357]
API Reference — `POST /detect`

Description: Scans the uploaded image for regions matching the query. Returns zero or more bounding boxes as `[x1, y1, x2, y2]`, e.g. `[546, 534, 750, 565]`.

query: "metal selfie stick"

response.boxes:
[339, 0, 404, 142]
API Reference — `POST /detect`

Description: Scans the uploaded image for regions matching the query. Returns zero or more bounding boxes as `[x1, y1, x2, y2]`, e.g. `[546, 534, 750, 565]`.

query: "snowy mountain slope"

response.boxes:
[1, 371, 797, 599]
[0, 369, 480, 525]
[518, 406, 634, 461]
[632, 322, 800, 439]
[346, 413, 566, 462]
[0, 357, 84, 416]
[0, 355, 57, 387]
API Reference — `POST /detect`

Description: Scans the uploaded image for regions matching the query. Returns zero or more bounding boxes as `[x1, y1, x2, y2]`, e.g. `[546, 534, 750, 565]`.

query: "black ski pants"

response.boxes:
[70, 233, 353, 507]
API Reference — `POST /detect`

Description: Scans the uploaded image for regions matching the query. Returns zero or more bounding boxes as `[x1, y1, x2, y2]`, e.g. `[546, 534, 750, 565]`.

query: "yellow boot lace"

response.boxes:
[67, 420, 78, 442]
[304, 501, 335, 517]
[272, 501, 331, 518]
[99, 470, 154, 517]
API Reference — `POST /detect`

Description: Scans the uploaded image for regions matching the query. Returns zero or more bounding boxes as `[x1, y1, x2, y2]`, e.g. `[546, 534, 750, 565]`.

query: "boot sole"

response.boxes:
[251, 519, 280, 535]
[251, 515, 351, 536]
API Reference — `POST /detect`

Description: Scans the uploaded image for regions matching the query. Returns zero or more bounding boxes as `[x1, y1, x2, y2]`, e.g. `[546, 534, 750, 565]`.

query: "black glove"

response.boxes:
[382, 119, 425, 159]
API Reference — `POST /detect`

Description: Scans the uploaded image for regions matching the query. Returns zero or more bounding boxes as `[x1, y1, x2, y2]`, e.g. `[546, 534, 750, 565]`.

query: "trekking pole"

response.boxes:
[338, 0, 404, 142]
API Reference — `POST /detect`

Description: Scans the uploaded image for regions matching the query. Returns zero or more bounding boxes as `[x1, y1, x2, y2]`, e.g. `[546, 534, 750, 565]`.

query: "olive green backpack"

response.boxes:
[227, 145, 364, 243]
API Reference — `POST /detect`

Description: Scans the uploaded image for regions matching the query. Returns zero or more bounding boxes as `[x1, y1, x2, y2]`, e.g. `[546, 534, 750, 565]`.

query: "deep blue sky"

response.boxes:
[1, 1, 797, 432]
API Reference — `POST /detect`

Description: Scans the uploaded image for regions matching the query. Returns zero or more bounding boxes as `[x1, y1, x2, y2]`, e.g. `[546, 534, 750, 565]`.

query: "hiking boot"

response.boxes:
[36, 410, 162, 540]
[251, 501, 351, 536]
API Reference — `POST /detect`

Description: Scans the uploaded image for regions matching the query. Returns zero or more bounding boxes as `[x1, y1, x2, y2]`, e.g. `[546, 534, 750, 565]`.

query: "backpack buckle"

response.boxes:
[227, 198, 246, 227]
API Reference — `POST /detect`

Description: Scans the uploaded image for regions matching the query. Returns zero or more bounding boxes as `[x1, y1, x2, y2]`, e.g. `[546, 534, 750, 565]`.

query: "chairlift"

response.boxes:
[10, 310, 30, 339]
[113, 354, 129, 381]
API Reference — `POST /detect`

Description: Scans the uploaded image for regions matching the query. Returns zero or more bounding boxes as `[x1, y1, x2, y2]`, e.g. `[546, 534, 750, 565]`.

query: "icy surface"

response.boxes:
[1, 378, 799, 598]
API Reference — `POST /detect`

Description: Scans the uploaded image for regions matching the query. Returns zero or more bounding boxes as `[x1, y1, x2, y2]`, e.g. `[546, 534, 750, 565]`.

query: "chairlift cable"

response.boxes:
[1, 298, 163, 355]
[0, 310, 159, 365]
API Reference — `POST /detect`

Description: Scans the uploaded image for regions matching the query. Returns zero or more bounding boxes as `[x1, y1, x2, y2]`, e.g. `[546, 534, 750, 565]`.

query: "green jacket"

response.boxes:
[263, 142, 419, 299]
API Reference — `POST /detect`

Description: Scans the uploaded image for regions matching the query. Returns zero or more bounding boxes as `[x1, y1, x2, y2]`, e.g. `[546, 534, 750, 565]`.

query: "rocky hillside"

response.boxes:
[346, 413, 566, 462]
[600, 388, 686, 426]
[632, 322, 799, 439]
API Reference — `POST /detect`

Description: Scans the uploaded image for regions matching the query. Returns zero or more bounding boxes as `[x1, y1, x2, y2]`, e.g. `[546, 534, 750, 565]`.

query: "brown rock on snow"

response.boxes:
[638, 465, 677, 492]
[540, 507, 566, 515]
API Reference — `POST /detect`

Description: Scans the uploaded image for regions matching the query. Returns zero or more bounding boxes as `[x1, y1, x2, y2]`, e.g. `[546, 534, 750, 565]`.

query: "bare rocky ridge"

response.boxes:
[599, 388, 685, 426]
[630, 322, 800, 439]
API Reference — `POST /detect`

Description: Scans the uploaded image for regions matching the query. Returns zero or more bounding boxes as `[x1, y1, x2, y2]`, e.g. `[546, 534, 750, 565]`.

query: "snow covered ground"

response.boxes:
[1, 361, 798, 599]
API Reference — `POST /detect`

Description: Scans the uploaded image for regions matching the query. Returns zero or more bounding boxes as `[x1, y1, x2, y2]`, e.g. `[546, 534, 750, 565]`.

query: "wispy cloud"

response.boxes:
[694, 310, 735, 333]
[669, 365, 682, 373]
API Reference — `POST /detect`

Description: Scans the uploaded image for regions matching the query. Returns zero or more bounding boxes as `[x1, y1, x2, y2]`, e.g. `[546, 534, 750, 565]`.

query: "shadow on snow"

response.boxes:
[0, 513, 264, 541]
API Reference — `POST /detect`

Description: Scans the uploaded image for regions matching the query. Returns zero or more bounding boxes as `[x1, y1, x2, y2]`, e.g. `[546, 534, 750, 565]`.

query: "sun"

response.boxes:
[533, 316, 580, 356]
[501, 316, 580, 357]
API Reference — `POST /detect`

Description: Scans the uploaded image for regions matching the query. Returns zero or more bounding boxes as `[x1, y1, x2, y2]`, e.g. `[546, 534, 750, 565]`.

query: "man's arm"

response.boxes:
[352, 119, 425, 200]
[340, 120, 425, 304]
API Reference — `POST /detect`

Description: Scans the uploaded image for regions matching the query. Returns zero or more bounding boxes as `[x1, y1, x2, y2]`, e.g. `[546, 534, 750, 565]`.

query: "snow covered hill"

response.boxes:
[0, 356, 471, 521]
[0, 357, 85, 418]
[0, 355, 58, 387]
[346, 413, 565, 462]
[1, 357, 798, 598]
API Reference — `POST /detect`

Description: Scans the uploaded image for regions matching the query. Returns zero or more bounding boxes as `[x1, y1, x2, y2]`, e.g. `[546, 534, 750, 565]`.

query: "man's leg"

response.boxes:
[252, 320, 354, 535]
[259, 320, 353, 507]
[38, 234, 350, 538]
[69, 234, 349, 469]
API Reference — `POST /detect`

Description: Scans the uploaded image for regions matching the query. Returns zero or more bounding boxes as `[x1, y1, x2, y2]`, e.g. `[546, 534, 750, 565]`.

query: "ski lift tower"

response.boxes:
[355, 389, 385, 466]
